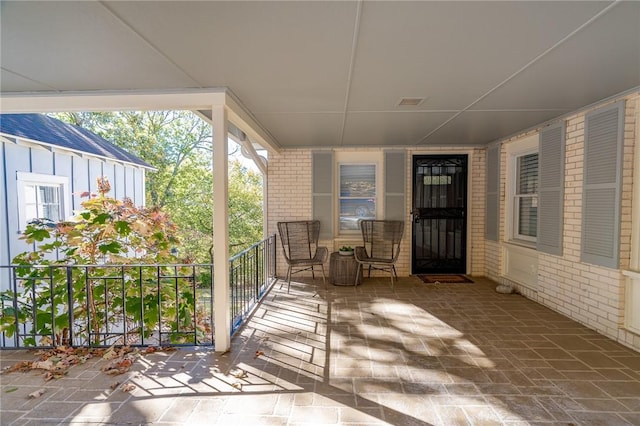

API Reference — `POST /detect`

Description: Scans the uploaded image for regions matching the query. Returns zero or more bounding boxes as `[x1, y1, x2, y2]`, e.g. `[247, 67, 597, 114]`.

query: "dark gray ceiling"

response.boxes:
[1, 1, 639, 149]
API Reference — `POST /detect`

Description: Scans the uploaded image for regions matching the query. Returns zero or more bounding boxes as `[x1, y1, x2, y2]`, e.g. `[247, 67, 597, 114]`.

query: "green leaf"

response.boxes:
[55, 313, 69, 330]
[35, 312, 52, 330]
[28, 229, 51, 242]
[92, 213, 112, 224]
[115, 221, 131, 236]
[98, 241, 122, 254]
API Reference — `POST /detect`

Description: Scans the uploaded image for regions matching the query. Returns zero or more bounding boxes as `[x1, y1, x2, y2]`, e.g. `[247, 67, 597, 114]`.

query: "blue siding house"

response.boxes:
[0, 114, 153, 269]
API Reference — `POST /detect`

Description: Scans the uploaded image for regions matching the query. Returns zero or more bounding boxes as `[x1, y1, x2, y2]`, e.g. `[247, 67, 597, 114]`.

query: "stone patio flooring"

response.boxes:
[1, 276, 640, 425]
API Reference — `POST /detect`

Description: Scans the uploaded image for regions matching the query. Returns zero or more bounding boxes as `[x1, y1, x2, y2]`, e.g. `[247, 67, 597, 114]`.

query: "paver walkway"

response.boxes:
[1, 276, 640, 425]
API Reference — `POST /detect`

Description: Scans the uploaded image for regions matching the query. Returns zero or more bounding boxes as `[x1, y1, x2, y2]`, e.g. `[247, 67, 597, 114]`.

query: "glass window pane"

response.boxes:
[24, 185, 37, 204]
[340, 164, 375, 197]
[42, 204, 60, 222]
[518, 197, 537, 237]
[339, 198, 375, 230]
[517, 153, 538, 195]
[24, 204, 38, 223]
[39, 186, 59, 204]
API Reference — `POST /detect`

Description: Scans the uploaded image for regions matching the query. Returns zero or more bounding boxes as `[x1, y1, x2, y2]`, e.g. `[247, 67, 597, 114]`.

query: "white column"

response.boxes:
[212, 105, 230, 351]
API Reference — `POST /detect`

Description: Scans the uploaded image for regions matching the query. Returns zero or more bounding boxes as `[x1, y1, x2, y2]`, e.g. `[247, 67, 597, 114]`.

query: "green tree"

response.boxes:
[53, 111, 264, 262]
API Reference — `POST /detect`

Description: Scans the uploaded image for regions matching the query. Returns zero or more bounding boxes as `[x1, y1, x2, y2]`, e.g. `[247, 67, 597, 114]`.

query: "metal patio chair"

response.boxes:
[277, 220, 328, 293]
[354, 220, 404, 287]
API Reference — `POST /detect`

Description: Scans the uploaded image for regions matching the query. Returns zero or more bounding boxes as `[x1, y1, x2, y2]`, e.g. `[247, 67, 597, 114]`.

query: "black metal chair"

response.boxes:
[277, 220, 328, 293]
[354, 220, 404, 287]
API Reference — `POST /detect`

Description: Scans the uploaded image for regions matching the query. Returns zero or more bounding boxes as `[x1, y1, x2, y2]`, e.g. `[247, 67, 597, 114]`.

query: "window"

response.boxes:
[505, 134, 539, 245]
[339, 164, 376, 231]
[24, 184, 61, 222]
[514, 153, 538, 241]
[17, 172, 70, 229]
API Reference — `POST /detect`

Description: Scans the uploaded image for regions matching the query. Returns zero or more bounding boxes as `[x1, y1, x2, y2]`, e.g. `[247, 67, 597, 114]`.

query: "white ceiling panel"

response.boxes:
[342, 112, 455, 146]
[0, 69, 54, 92]
[253, 113, 344, 148]
[473, 1, 640, 111]
[421, 110, 570, 146]
[0, 1, 638, 149]
[104, 1, 357, 112]
[348, 1, 612, 111]
[0, 2, 197, 91]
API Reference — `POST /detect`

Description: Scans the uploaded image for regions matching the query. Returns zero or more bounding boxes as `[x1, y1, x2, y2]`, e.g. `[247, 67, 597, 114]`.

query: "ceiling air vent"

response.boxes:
[397, 97, 425, 107]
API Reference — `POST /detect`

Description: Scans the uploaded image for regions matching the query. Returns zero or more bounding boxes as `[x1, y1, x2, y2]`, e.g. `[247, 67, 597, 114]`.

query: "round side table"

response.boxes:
[329, 252, 362, 286]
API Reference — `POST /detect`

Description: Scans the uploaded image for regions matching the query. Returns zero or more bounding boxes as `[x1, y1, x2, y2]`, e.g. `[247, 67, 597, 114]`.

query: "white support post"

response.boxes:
[212, 104, 231, 351]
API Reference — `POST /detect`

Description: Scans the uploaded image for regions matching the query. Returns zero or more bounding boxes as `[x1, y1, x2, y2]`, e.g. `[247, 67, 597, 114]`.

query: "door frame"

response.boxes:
[410, 151, 474, 275]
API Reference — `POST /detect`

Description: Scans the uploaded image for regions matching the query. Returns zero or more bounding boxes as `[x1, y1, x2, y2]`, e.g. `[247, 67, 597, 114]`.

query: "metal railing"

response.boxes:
[230, 234, 277, 335]
[0, 235, 277, 349]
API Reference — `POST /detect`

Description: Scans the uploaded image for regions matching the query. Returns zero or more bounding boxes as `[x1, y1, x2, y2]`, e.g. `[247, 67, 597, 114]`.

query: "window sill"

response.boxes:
[504, 240, 537, 251]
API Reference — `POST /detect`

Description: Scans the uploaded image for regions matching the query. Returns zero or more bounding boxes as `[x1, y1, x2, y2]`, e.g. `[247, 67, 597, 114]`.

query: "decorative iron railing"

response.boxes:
[0, 235, 277, 349]
[230, 234, 277, 335]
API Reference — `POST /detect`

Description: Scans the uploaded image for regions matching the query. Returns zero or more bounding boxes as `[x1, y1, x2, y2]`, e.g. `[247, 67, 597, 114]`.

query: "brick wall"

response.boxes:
[267, 149, 313, 278]
[485, 91, 640, 352]
[268, 147, 485, 278]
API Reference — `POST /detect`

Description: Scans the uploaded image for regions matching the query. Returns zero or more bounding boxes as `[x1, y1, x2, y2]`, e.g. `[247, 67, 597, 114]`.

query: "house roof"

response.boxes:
[0, 2, 638, 148]
[0, 114, 153, 169]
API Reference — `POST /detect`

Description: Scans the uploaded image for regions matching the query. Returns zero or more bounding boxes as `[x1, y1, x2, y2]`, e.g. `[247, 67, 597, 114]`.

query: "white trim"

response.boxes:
[630, 96, 640, 271]
[624, 96, 640, 333]
[335, 151, 382, 236]
[16, 172, 71, 230]
[504, 134, 539, 244]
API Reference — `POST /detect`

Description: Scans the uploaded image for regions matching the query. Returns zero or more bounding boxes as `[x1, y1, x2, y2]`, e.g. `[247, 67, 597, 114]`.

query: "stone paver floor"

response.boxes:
[1, 276, 640, 425]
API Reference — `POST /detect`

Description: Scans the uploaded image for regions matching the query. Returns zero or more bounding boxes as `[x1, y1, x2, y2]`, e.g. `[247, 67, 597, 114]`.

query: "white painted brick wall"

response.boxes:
[484, 91, 640, 352]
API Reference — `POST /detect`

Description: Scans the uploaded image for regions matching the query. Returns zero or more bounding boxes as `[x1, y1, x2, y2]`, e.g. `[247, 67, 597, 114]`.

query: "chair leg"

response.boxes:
[355, 264, 361, 286]
[368, 265, 372, 277]
[320, 264, 326, 288]
[287, 265, 292, 293]
[311, 266, 316, 280]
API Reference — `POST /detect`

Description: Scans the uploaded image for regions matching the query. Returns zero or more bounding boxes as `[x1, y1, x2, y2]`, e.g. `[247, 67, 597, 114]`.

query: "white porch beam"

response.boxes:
[212, 104, 231, 351]
[0, 88, 281, 154]
[0, 89, 227, 113]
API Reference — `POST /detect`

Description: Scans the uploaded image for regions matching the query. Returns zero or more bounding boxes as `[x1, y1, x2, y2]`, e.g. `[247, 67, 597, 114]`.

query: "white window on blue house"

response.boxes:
[17, 172, 71, 230]
[338, 164, 377, 231]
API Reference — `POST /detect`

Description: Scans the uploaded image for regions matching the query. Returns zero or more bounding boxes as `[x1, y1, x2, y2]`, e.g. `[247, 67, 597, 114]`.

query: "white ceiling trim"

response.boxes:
[338, 0, 363, 147]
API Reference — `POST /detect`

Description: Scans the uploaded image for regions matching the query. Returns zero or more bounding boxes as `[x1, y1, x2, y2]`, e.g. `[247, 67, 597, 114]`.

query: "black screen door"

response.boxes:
[412, 155, 467, 274]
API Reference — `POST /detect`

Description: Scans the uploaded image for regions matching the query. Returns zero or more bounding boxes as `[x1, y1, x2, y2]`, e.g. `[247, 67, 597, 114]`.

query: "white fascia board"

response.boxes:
[0, 88, 228, 112]
[0, 88, 280, 154]
[224, 91, 280, 154]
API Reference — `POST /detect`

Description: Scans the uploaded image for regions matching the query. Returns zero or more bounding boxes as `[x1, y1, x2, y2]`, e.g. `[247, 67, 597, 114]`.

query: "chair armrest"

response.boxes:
[316, 246, 329, 262]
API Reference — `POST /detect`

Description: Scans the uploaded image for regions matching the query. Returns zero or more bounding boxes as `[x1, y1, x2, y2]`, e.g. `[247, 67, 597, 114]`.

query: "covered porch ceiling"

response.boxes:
[1, 1, 639, 149]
